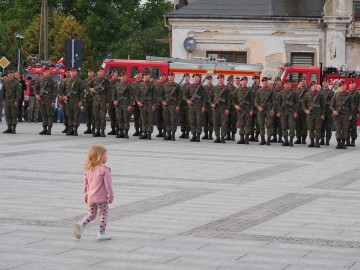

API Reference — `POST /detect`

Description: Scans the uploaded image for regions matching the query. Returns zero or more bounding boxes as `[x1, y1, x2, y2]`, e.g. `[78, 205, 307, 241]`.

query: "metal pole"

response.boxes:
[71, 39, 75, 68]
[17, 48, 20, 72]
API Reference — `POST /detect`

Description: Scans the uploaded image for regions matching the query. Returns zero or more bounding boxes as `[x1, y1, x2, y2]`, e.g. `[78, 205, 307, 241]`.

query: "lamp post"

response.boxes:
[15, 32, 24, 72]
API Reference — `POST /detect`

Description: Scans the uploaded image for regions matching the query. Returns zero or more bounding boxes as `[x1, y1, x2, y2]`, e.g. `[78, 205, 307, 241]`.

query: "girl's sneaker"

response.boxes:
[74, 222, 84, 239]
[97, 233, 111, 240]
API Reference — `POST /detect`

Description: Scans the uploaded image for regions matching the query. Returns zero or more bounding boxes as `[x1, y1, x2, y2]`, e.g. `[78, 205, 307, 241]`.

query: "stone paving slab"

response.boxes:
[0, 122, 360, 269]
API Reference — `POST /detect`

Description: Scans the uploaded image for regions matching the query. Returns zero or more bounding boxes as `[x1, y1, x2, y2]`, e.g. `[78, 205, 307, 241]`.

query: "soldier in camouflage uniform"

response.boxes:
[303, 81, 325, 148]
[209, 74, 230, 143]
[35, 67, 58, 135]
[154, 73, 167, 137]
[136, 71, 157, 140]
[107, 69, 119, 135]
[83, 68, 95, 134]
[254, 77, 276, 145]
[233, 76, 253, 144]
[347, 80, 359, 147]
[112, 71, 134, 139]
[320, 79, 334, 145]
[179, 73, 191, 139]
[276, 79, 299, 146]
[272, 77, 284, 143]
[58, 68, 71, 133]
[183, 74, 206, 142]
[294, 77, 309, 144]
[88, 67, 110, 137]
[202, 75, 214, 140]
[0, 70, 21, 134]
[226, 75, 237, 141]
[131, 71, 143, 136]
[161, 72, 180, 141]
[250, 75, 261, 142]
[63, 68, 85, 136]
[330, 80, 353, 149]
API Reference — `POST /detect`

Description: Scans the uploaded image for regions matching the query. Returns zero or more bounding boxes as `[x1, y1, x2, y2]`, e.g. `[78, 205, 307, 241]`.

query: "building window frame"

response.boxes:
[206, 51, 247, 64]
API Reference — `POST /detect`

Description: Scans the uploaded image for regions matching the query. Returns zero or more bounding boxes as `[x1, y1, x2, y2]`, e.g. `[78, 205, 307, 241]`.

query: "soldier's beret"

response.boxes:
[349, 80, 356, 84]
[235, 76, 240, 80]
[322, 79, 328, 83]
[160, 73, 166, 77]
[227, 75, 234, 81]
[87, 68, 94, 72]
[97, 67, 104, 71]
[183, 73, 190, 77]
[119, 71, 126, 76]
[275, 77, 281, 81]
[142, 70, 150, 75]
[135, 70, 142, 75]
[252, 75, 259, 80]
[111, 69, 118, 74]
[193, 73, 201, 78]
[217, 74, 224, 79]
[168, 72, 175, 76]
[284, 79, 291, 84]
[309, 81, 317, 87]
[8, 70, 14, 73]
[261, 77, 269, 82]
[43, 67, 50, 71]
[300, 76, 306, 81]
[240, 76, 248, 81]
[339, 80, 346, 87]
[205, 75, 213, 80]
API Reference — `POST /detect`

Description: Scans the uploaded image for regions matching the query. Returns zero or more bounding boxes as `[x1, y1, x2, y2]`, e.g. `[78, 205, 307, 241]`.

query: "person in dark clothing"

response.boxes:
[15, 71, 26, 122]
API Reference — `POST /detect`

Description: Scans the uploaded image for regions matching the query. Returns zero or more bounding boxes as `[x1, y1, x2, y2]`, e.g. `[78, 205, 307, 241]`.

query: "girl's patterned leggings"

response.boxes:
[81, 202, 108, 233]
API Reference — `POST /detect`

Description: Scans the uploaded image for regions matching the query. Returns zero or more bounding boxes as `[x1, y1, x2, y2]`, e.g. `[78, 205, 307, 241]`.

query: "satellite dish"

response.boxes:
[183, 37, 197, 53]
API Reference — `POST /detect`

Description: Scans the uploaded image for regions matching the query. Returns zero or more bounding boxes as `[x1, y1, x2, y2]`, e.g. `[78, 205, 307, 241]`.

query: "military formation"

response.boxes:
[1, 68, 360, 150]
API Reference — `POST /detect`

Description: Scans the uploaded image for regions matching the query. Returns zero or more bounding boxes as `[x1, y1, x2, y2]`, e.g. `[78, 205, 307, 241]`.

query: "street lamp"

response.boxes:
[15, 32, 24, 72]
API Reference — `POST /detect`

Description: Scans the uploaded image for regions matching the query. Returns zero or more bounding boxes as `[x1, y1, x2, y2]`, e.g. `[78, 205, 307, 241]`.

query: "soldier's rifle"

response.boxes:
[261, 78, 279, 109]
[309, 90, 321, 112]
[39, 78, 50, 97]
[190, 78, 206, 102]
[215, 85, 227, 106]
[165, 78, 184, 105]
[337, 94, 351, 114]
[118, 83, 131, 102]
[280, 90, 294, 111]
[239, 87, 251, 107]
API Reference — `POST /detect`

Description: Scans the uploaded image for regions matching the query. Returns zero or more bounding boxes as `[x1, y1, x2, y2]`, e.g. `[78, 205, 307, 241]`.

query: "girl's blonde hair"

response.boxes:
[84, 145, 107, 170]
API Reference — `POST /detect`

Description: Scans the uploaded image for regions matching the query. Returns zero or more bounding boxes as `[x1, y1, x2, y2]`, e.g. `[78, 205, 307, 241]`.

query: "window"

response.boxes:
[106, 66, 126, 77]
[143, 67, 160, 79]
[310, 73, 318, 83]
[206, 51, 247, 63]
[291, 52, 314, 66]
[355, 0, 360, 18]
[288, 73, 306, 84]
[130, 67, 138, 79]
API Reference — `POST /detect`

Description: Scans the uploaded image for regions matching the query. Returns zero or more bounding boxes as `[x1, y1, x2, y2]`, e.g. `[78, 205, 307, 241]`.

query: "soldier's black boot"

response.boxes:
[289, 137, 294, 147]
[351, 138, 356, 147]
[346, 138, 351, 147]
[3, 125, 12, 134]
[66, 127, 74, 136]
[342, 139, 347, 149]
[61, 125, 68, 133]
[100, 129, 106, 137]
[266, 136, 271, 146]
[124, 129, 129, 139]
[225, 132, 231, 141]
[245, 135, 250, 144]
[237, 134, 245, 144]
[190, 133, 196, 142]
[249, 133, 255, 142]
[11, 125, 16, 134]
[84, 126, 92, 134]
[336, 140, 342, 149]
[164, 132, 171, 140]
[282, 137, 289, 146]
[278, 136, 284, 144]
[315, 138, 320, 148]
[116, 129, 124, 138]
[108, 126, 116, 135]
[185, 131, 190, 139]
[91, 126, 95, 134]
[156, 129, 163, 138]
[147, 132, 152, 140]
[133, 128, 140, 136]
[259, 136, 265, 145]
[46, 126, 52, 135]
[271, 135, 277, 143]
[231, 132, 236, 141]
[255, 132, 259, 142]
[326, 137, 331, 146]
[171, 131, 176, 141]
[214, 136, 220, 143]
[308, 138, 315, 148]
[179, 130, 186, 139]
[139, 132, 147, 139]
[209, 132, 213, 140]
[73, 127, 78, 136]
[39, 126, 47, 135]
[93, 128, 100, 137]
[301, 136, 307, 144]
[202, 131, 208, 140]
[196, 133, 201, 142]
[220, 136, 226, 143]
[294, 136, 301, 144]
[320, 138, 325, 145]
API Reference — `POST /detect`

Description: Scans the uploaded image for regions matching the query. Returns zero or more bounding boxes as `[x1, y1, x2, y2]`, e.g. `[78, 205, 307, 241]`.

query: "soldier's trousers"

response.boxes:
[4, 101, 18, 125]
[334, 114, 350, 140]
[132, 103, 141, 130]
[189, 105, 203, 134]
[349, 114, 358, 139]
[108, 104, 117, 128]
[280, 111, 296, 138]
[203, 106, 213, 132]
[257, 111, 274, 137]
[62, 101, 68, 127]
[251, 111, 260, 134]
[227, 107, 237, 133]
[321, 110, 333, 140]
[28, 96, 39, 122]
[115, 102, 131, 130]
[179, 102, 190, 132]
[162, 105, 177, 133]
[296, 109, 307, 138]
[212, 106, 228, 137]
[306, 114, 322, 139]
[237, 109, 251, 135]
[140, 104, 154, 133]
[84, 99, 94, 127]
[155, 105, 164, 130]
[273, 114, 282, 137]
[93, 99, 107, 129]
[66, 98, 81, 128]
[39, 100, 54, 127]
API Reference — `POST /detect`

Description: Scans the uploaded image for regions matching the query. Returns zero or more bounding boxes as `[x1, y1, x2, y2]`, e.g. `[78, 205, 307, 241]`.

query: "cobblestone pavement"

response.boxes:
[1, 122, 360, 270]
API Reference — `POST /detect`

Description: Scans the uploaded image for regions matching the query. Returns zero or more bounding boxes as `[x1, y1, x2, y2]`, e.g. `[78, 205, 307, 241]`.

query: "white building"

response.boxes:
[165, 0, 360, 77]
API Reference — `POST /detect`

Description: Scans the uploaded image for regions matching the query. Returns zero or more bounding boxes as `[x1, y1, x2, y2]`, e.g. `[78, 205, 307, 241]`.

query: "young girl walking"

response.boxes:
[74, 144, 114, 240]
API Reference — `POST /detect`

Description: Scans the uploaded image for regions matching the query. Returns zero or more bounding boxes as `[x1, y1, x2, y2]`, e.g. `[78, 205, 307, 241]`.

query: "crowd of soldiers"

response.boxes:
[1, 67, 360, 149]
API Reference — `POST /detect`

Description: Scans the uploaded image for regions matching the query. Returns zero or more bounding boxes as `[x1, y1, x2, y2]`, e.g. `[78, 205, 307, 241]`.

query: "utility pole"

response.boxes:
[39, 0, 48, 61]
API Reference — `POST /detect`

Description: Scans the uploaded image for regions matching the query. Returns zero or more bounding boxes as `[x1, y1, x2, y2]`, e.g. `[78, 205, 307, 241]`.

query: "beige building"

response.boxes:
[166, 0, 360, 78]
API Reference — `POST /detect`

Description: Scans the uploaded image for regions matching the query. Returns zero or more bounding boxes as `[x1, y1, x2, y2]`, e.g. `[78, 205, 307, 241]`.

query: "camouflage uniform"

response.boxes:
[59, 77, 70, 133]
[35, 76, 57, 135]
[154, 80, 166, 137]
[320, 87, 334, 145]
[107, 77, 119, 135]
[303, 90, 324, 147]
[233, 85, 252, 144]
[272, 86, 284, 143]
[347, 90, 359, 146]
[209, 84, 231, 143]
[202, 83, 214, 140]
[161, 81, 181, 140]
[179, 82, 191, 138]
[295, 86, 309, 144]
[250, 84, 261, 141]
[131, 79, 142, 136]
[1, 78, 21, 134]
[83, 76, 95, 134]
[226, 83, 237, 141]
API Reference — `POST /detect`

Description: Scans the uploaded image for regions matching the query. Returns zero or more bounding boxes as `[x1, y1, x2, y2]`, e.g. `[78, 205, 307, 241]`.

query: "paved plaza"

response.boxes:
[1, 122, 360, 270]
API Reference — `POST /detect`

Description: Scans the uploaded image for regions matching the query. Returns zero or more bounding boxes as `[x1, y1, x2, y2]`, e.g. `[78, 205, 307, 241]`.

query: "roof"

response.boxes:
[166, 0, 325, 19]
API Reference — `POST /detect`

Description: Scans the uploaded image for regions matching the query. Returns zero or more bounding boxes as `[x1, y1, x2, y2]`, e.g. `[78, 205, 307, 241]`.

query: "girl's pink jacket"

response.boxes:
[83, 165, 113, 203]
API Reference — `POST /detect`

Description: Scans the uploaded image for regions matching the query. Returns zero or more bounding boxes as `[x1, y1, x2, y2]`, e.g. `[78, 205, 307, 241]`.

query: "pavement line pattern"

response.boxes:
[182, 193, 320, 236]
[301, 148, 353, 161]
[308, 168, 360, 190]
